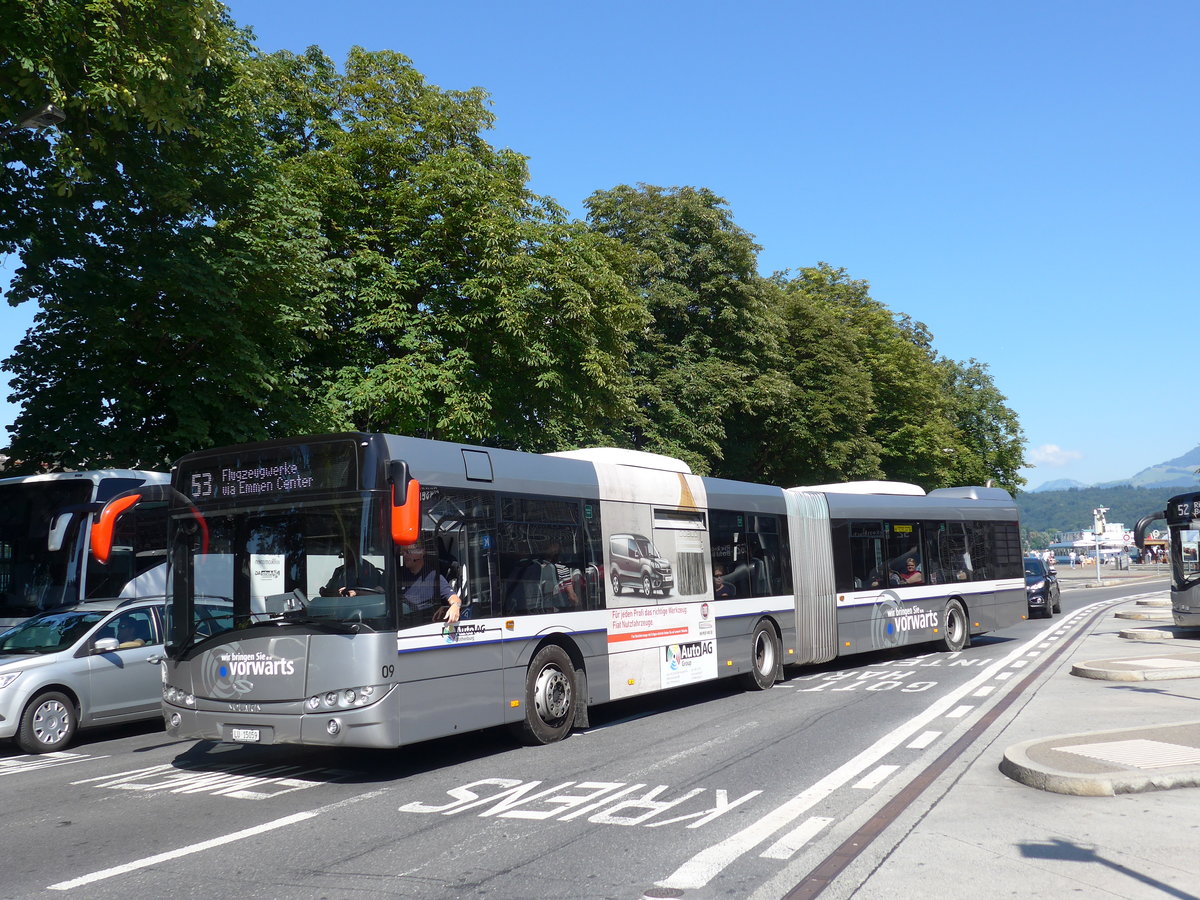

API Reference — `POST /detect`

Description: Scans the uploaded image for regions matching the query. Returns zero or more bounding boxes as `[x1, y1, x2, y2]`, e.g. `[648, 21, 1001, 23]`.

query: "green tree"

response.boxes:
[1, 0, 243, 186]
[2, 6, 333, 470]
[584, 184, 781, 476]
[775, 264, 964, 487]
[770, 270, 884, 485]
[937, 357, 1026, 494]
[257, 48, 646, 451]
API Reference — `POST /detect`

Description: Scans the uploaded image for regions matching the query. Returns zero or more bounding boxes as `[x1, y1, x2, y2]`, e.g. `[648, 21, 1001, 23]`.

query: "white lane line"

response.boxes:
[946, 705, 973, 719]
[907, 731, 941, 750]
[48, 812, 318, 890]
[760, 816, 834, 860]
[853, 765, 899, 790]
[996, 671, 1014, 681]
[972, 686, 995, 698]
[1012, 660, 1029, 668]
[48, 790, 387, 891]
[653, 636, 1040, 892]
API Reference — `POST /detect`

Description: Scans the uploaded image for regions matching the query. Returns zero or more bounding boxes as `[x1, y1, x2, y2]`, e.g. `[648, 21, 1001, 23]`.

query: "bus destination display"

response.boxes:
[180, 441, 358, 502]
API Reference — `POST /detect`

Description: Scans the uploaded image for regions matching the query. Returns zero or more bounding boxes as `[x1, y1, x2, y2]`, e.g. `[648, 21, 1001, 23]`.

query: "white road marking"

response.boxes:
[852, 765, 899, 790]
[653, 636, 1040, 891]
[48, 790, 387, 891]
[760, 816, 834, 860]
[906, 731, 941, 749]
[946, 705, 973, 718]
[972, 686, 995, 697]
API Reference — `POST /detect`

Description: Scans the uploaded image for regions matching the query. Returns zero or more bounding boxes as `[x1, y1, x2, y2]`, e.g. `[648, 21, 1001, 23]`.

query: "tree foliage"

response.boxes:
[254, 48, 646, 451]
[2, 15, 1028, 491]
[1016, 485, 1176, 535]
[584, 184, 782, 475]
[1, 0, 244, 187]
[2, 3, 332, 469]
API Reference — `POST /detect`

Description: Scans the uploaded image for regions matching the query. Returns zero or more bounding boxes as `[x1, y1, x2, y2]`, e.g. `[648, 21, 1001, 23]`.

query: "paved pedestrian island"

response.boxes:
[1002, 631, 1200, 796]
[1002, 721, 1200, 796]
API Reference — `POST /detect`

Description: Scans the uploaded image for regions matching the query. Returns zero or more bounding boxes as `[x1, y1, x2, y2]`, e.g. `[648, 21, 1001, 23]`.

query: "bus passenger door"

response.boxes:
[394, 488, 505, 744]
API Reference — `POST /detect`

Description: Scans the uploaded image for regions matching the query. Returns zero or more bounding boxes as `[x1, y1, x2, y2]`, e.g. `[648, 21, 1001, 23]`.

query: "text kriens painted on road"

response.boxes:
[399, 779, 761, 828]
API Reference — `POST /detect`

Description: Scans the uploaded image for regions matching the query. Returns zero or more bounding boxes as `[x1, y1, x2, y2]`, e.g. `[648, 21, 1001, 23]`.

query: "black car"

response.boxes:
[1024, 556, 1061, 619]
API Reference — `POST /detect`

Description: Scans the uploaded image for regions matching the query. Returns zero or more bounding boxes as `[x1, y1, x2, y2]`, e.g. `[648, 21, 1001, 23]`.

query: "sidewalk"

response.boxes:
[1055, 562, 1169, 590]
[841, 588, 1200, 899]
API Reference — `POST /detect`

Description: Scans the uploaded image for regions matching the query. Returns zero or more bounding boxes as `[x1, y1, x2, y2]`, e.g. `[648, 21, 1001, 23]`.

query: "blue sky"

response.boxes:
[3, 0, 1196, 488]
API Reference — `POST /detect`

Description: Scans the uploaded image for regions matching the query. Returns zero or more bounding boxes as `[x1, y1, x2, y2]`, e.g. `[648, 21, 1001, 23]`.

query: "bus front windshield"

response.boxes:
[0, 481, 93, 618]
[166, 494, 393, 650]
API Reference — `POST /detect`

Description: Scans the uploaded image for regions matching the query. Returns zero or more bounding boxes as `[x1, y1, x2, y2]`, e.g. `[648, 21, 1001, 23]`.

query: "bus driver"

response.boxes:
[398, 543, 462, 624]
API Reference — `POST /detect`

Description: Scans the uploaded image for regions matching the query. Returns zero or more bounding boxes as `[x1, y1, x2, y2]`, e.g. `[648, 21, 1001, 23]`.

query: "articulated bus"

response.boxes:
[0, 470, 170, 627]
[1164, 491, 1200, 627]
[93, 433, 1025, 750]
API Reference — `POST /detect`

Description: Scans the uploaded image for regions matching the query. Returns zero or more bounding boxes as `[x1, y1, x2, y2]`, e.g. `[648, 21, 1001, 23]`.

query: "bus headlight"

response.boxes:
[307, 684, 385, 711]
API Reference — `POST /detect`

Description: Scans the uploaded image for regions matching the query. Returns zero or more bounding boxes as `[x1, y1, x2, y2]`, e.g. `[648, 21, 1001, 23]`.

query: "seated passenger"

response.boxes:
[898, 557, 924, 584]
[321, 547, 384, 597]
[117, 621, 146, 648]
[713, 565, 736, 599]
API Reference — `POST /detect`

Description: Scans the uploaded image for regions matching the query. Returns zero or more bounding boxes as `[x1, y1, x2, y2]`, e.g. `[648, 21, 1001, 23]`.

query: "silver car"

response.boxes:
[0, 598, 165, 753]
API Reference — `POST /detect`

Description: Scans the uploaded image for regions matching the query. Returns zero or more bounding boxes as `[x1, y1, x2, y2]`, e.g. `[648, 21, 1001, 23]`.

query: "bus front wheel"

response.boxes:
[938, 599, 969, 652]
[740, 620, 780, 691]
[514, 645, 576, 745]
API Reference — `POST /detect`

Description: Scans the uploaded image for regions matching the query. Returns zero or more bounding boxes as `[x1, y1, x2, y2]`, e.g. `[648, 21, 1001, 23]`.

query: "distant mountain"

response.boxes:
[1112, 444, 1200, 489]
[1031, 478, 1088, 492]
[1032, 444, 1200, 493]
[1020, 445, 1200, 535]
[1016, 485, 1178, 535]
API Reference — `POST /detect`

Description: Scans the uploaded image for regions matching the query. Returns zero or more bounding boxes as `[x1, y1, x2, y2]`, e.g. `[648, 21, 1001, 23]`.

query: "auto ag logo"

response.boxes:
[665, 644, 681, 670]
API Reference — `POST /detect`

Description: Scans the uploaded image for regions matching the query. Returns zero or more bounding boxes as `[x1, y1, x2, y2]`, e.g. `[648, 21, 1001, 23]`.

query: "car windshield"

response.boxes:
[1024, 559, 1046, 576]
[0, 609, 106, 654]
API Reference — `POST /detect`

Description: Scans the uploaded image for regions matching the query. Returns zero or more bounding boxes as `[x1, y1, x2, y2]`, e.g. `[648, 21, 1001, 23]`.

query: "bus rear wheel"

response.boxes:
[938, 599, 969, 652]
[740, 620, 780, 691]
[513, 645, 576, 745]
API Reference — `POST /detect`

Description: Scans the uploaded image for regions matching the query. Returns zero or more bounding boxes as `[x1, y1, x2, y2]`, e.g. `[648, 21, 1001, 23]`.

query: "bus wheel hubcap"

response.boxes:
[534, 667, 571, 722]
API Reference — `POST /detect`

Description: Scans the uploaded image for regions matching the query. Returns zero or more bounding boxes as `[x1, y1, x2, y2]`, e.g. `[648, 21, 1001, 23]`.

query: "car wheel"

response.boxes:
[611, 569, 621, 596]
[17, 691, 77, 754]
[642, 574, 653, 597]
[1053, 591, 1061, 614]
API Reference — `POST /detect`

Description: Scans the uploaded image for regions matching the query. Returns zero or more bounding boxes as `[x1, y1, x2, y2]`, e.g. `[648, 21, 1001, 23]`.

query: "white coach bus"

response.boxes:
[0, 470, 169, 627]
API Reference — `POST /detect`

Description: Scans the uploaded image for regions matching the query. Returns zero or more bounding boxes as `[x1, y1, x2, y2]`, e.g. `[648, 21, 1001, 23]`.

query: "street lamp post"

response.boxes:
[2, 102, 66, 139]
[1093, 506, 1109, 584]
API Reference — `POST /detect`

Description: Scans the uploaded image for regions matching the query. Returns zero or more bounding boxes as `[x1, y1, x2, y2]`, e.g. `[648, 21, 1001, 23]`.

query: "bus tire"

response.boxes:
[740, 620, 780, 691]
[17, 691, 77, 754]
[938, 599, 969, 652]
[514, 645, 576, 745]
